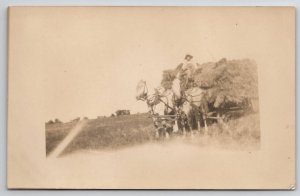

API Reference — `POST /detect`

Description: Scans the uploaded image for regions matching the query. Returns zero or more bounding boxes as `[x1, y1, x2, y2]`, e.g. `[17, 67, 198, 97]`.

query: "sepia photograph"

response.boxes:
[7, 6, 295, 189]
[46, 56, 260, 158]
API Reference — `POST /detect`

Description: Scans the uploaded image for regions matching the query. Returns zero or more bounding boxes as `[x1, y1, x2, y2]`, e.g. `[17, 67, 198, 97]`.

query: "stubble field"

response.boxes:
[46, 112, 260, 157]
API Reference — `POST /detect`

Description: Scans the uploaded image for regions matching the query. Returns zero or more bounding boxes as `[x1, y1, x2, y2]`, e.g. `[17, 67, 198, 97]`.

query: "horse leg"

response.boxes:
[166, 127, 173, 139]
[194, 111, 201, 134]
[158, 127, 164, 140]
[191, 111, 197, 134]
[186, 113, 193, 137]
[203, 114, 208, 135]
[191, 116, 198, 138]
[182, 117, 189, 136]
[173, 120, 179, 133]
[155, 128, 159, 139]
[181, 115, 188, 136]
[178, 119, 184, 136]
[164, 127, 167, 139]
[197, 119, 201, 135]
[190, 112, 197, 136]
[178, 119, 184, 135]
[204, 119, 208, 134]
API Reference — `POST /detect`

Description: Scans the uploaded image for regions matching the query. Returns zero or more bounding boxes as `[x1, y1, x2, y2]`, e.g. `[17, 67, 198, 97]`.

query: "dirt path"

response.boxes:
[43, 138, 261, 189]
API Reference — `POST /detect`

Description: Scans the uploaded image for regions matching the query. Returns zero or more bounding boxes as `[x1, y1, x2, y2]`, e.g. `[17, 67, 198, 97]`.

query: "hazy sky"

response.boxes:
[9, 7, 294, 121]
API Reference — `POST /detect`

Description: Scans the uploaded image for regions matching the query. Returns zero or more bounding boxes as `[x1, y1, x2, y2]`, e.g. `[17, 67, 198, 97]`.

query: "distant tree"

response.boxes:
[116, 110, 130, 116]
[111, 114, 115, 117]
[54, 118, 62, 123]
[116, 110, 121, 116]
[46, 120, 54, 125]
[83, 117, 89, 120]
[71, 117, 80, 122]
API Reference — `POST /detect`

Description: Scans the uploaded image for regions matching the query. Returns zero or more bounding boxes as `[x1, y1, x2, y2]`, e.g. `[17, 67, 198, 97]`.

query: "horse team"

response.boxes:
[136, 78, 213, 139]
[136, 78, 253, 139]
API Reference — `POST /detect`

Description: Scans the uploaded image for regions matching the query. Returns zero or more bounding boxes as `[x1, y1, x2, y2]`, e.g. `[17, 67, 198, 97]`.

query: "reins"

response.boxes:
[158, 97, 176, 112]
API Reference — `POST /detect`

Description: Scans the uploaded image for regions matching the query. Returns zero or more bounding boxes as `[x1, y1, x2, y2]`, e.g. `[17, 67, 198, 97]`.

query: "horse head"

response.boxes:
[136, 80, 148, 101]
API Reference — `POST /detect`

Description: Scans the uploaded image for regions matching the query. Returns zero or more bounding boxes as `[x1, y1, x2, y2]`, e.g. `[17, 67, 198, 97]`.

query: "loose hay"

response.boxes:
[161, 58, 259, 108]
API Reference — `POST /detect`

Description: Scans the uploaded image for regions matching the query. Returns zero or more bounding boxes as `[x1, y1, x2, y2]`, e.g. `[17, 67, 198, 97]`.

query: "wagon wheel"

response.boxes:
[216, 112, 228, 123]
[216, 112, 231, 135]
[222, 113, 230, 122]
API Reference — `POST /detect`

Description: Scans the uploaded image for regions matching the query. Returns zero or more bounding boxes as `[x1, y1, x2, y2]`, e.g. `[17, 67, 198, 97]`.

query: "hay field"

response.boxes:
[46, 112, 260, 157]
[46, 113, 155, 156]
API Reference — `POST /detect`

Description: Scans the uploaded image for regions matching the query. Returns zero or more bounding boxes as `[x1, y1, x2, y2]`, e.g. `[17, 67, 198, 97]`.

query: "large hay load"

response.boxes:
[161, 58, 259, 110]
[161, 63, 183, 90]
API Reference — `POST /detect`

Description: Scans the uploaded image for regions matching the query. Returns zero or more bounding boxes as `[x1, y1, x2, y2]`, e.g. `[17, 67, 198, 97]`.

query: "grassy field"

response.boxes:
[61, 113, 155, 155]
[45, 122, 77, 156]
[188, 113, 261, 150]
[46, 113, 155, 156]
[45, 112, 260, 157]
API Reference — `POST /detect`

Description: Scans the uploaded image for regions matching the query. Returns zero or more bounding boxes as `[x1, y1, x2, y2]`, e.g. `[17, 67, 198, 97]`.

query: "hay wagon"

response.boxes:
[205, 97, 257, 124]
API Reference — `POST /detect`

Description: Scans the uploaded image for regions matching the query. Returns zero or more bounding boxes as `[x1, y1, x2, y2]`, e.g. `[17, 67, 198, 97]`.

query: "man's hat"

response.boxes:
[185, 54, 193, 60]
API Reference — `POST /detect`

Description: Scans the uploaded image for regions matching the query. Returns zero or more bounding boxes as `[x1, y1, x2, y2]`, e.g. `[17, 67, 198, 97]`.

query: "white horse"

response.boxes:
[136, 80, 178, 139]
[172, 78, 209, 135]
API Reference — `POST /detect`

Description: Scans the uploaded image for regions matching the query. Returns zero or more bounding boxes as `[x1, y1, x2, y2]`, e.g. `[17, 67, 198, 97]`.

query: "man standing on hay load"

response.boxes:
[176, 54, 197, 91]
